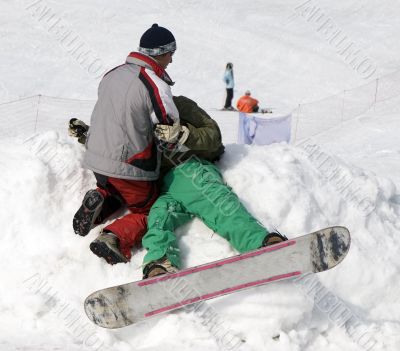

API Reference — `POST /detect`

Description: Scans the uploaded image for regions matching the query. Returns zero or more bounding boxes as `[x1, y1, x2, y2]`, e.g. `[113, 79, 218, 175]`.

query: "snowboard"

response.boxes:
[84, 226, 350, 329]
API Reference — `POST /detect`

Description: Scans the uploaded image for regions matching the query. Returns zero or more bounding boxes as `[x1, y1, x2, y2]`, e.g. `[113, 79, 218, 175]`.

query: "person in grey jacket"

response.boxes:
[73, 24, 190, 264]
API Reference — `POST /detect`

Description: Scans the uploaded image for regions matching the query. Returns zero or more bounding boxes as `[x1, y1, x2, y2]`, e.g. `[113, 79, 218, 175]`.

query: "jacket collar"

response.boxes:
[126, 52, 174, 86]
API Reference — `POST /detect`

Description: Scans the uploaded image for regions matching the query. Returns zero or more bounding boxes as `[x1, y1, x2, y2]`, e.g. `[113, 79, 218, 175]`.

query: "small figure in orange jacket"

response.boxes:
[236, 90, 260, 113]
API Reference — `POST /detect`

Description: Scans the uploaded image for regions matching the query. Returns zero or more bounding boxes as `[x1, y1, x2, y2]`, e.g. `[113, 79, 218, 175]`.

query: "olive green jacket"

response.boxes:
[160, 96, 225, 174]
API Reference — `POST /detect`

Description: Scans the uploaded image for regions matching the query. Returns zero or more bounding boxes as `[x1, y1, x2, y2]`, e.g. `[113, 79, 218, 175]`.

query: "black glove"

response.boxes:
[68, 118, 89, 144]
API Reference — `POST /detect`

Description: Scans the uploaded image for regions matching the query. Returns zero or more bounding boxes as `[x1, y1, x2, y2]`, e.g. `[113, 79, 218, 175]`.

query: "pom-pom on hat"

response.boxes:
[138, 24, 176, 56]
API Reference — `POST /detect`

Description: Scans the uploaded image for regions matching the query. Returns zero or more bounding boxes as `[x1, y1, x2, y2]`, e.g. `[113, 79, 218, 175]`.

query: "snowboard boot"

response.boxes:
[262, 231, 288, 247]
[73, 189, 104, 236]
[261, 108, 273, 114]
[143, 257, 178, 279]
[68, 118, 89, 144]
[223, 106, 236, 111]
[89, 231, 128, 265]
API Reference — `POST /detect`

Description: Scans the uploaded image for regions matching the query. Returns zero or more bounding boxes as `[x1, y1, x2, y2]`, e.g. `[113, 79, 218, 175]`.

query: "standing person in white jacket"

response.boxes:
[223, 62, 235, 110]
[73, 24, 189, 265]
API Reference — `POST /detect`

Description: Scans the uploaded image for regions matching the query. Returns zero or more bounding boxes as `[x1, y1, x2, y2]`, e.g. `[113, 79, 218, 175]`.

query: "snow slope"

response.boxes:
[1, 0, 400, 350]
[2, 0, 400, 107]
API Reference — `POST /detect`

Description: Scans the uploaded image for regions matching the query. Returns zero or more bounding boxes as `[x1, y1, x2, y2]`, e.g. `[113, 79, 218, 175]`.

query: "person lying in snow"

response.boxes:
[69, 96, 286, 278]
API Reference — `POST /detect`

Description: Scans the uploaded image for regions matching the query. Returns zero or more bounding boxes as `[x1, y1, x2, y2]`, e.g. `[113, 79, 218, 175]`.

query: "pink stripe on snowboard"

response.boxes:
[145, 271, 302, 317]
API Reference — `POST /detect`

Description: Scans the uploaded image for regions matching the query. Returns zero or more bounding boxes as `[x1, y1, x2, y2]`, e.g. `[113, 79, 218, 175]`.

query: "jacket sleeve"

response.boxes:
[236, 96, 243, 110]
[173, 96, 223, 152]
[223, 71, 229, 84]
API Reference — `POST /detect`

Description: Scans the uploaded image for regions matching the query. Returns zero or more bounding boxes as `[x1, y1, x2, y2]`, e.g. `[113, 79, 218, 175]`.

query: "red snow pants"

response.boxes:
[96, 176, 159, 260]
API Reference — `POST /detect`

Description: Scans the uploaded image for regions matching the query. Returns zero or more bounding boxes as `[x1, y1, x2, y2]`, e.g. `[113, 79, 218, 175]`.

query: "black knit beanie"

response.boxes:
[138, 24, 176, 56]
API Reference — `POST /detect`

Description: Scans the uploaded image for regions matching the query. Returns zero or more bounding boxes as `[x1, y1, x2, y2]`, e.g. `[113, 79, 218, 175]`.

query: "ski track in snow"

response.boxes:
[1, 0, 400, 350]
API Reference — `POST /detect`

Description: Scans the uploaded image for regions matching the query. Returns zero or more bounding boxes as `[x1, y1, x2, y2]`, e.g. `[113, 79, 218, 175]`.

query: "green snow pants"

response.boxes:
[142, 159, 269, 268]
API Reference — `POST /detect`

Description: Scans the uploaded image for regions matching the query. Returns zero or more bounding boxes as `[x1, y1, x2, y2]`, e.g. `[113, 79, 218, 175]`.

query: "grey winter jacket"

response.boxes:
[83, 52, 179, 180]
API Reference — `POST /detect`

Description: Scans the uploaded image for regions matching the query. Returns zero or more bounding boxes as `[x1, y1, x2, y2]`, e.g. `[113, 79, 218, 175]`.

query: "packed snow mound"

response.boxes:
[1, 132, 400, 350]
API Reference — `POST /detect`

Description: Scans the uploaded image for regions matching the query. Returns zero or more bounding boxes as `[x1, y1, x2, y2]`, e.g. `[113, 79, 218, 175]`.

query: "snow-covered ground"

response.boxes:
[1, 0, 400, 350]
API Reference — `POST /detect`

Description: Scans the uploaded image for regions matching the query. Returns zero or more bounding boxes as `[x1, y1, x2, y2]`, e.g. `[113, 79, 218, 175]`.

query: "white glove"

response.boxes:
[154, 122, 189, 145]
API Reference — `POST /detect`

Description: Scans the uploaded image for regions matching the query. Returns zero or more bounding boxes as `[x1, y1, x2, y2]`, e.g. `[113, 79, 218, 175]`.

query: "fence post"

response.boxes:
[341, 90, 346, 122]
[373, 78, 379, 112]
[34, 94, 41, 134]
[293, 104, 301, 143]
